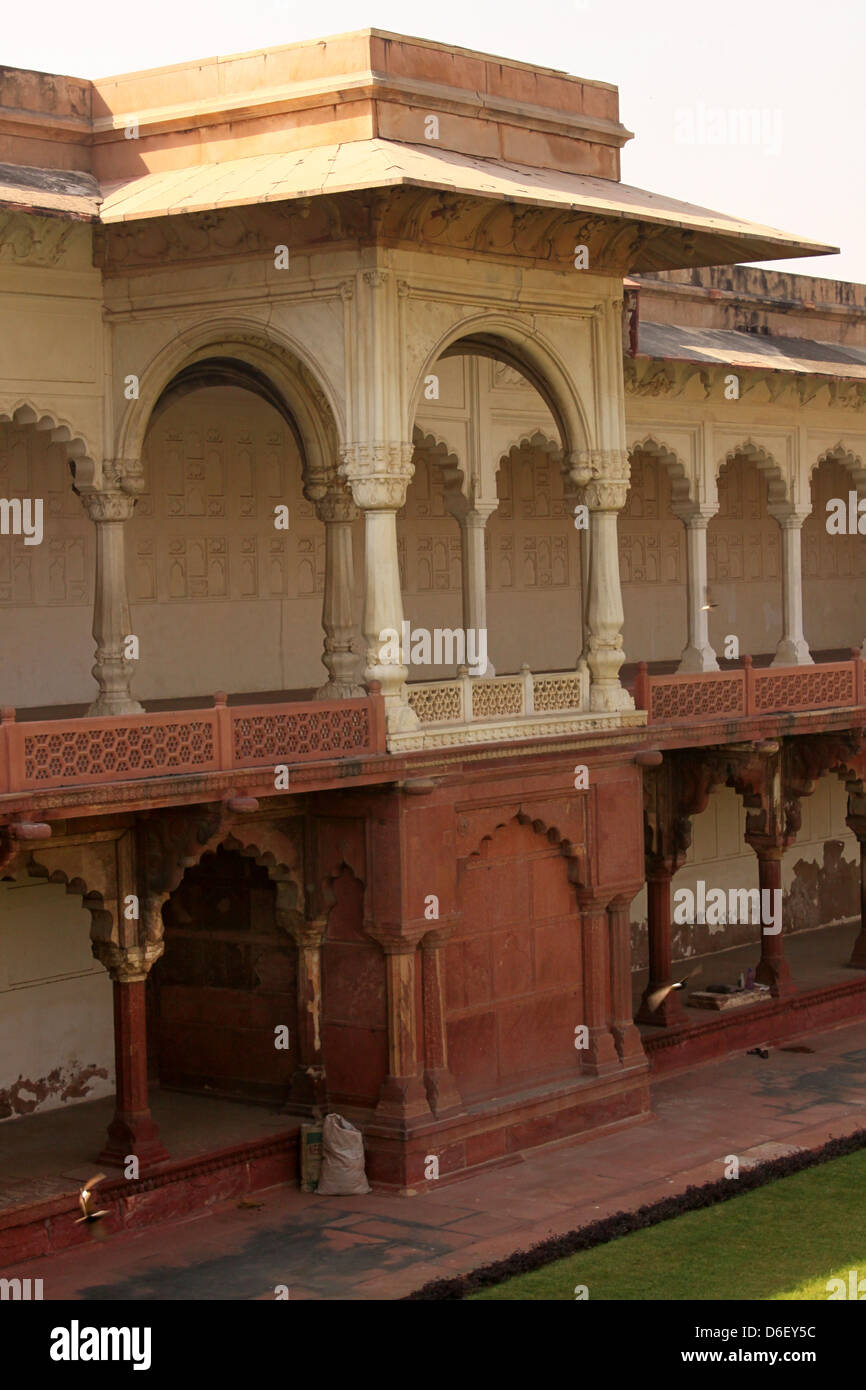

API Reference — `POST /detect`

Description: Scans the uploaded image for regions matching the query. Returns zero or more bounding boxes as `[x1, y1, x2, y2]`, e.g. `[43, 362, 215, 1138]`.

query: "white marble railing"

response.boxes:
[406, 664, 589, 725]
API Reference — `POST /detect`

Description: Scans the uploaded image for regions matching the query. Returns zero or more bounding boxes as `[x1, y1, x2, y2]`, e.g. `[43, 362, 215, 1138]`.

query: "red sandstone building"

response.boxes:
[1, 31, 865, 1249]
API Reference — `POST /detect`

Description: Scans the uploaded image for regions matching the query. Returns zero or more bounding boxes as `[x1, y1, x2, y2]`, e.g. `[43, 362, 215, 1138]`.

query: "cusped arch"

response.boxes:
[24, 854, 115, 946]
[464, 806, 586, 882]
[410, 313, 588, 459]
[0, 398, 97, 488]
[115, 319, 343, 490]
[810, 443, 866, 493]
[718, 439, 788, 506]
[628, 435, 693, 510]
[412, 425, 464, 495]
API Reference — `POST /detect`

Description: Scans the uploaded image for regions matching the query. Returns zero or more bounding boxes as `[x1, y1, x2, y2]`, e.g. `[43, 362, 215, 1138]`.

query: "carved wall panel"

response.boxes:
[0, 422, 91, 607]
[708, 455, 779, 583]
[128, 385, 352, 699]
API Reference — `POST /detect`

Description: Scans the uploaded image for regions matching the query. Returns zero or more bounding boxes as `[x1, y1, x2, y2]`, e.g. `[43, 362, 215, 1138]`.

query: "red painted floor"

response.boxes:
[4, 1015, 866, 1300]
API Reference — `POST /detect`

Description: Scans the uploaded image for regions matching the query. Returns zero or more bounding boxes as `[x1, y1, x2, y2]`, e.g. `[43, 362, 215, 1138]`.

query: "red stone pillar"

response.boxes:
[371, 937, 432, 1127]
[420, 927, 462, 1117]
[748, 839, 795, 998]
[846, 808, 866, 969]
[283, 914, 328, 1114]
[578, 894, 620, 1074]
[97, 962, 169, 1169]
[636, 862, 688, 1027]
[607, 894, 645, 1063]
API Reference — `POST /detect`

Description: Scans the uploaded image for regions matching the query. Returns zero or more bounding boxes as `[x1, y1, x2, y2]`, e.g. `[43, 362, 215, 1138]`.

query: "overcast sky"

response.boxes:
[6, 0, 864, 283]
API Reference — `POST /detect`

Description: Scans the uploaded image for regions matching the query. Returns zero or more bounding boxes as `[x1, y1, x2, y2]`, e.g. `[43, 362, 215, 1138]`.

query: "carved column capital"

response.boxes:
[79, 489, 138, 523]
[92, 938, 164, 982]
[339, 442, 415, 510]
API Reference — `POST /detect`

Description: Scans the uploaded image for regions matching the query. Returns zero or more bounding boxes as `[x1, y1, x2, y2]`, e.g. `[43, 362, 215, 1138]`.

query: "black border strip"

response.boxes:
[403, 1124, 866, 1300]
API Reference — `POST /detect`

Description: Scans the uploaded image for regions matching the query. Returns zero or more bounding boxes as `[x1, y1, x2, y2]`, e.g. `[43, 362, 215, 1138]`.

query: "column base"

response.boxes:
[286, 1064, 328, 1115]
[677, 644, 720, 674]
[581, 1027, 621, 1074]
[589, 682, 635, 713]
[611, 1021, 647, 1063]
[847, 930, 866, 970]
[755, 955, 796, 998]
[771, 638, 813, 667]
[87, 694, 146, 717]
[636, 983, 689, 1029]
[315, 680, 366, 700]
[423, 1067, 464, 1120]
[96, 1109, 170, 1169]
[374, 1074, 433, 1127]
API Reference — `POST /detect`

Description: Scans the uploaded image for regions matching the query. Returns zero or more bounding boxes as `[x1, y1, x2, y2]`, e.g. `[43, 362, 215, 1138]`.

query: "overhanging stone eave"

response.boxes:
[94, 140, 834, 274]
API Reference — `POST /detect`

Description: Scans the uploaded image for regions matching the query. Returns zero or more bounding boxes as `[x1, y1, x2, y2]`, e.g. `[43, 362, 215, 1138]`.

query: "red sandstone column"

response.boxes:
[283, 914, 328, 1114]
[749, 840, 795, 998]
[607, 894, 646, 1063]
[846, 808, 866, 969]
[636, 863, 688, 1027]
[578, 895, 620, 1074]
[420, 928, 463, 1117]
[372, 938, 432, 1126]
[98, 974, 169, 1168]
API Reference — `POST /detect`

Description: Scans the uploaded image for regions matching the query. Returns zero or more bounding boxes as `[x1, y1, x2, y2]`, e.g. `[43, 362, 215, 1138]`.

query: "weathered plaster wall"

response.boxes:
[0, 876, 113, 1121]
[630, 774, 858, 967]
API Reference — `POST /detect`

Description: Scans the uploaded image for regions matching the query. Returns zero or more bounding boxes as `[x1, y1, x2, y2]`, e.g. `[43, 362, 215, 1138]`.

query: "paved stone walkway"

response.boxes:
[6, 1017, 866, 1300]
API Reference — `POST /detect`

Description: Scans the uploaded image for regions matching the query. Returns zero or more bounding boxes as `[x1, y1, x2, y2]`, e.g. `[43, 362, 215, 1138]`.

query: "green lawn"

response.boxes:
[470, 1148, 866, 1300]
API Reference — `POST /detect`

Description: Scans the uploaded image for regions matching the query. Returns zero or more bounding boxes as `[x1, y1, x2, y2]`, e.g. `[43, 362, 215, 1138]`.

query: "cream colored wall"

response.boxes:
[0, 876, 114, 1121]
[630, 775, 858, 966]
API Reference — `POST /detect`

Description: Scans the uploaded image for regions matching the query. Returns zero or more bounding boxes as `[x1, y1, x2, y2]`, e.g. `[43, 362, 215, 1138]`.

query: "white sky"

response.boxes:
[6, 0, 864, 283]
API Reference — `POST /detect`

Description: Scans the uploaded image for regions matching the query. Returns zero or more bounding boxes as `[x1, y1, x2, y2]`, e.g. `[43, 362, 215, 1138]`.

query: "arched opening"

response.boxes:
[0, 415, 93, 710]
[150, 844, 299, 1104]
[621, 446, 687, 663]
[128, 358, 360, 701]
[707, 453, 782, 660]
[803, 452, 866, 654]
[406, 348, 578, 680]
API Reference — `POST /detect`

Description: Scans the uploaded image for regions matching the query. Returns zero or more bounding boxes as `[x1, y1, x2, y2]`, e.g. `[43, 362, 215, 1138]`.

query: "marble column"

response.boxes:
[569, 452, 634, 712]
[674, 507, 719, 673]
[80, 490, 144, 717]
[443, 494, 497, 677]
[313, 491, 364, 698]
[92, 942, 168, 1169]
[769, 508, 812, 666]
[339, 443, 419, 735]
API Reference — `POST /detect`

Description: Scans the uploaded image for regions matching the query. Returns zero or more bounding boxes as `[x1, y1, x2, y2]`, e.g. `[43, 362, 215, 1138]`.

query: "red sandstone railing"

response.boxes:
[0, 690, 386, 793]
[634, 652, 866, 725]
